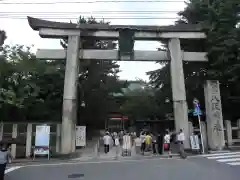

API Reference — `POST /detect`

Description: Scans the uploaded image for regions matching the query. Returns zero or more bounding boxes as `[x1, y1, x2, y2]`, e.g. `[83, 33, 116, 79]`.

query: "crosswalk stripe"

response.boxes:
[207, 154, 240, 159]
[202, 151, 240, 166]
[217, 158, 240, 162]
[202, 152, 240, 157]
[227, 162, 240, 166]
[5, 166, 22, 174]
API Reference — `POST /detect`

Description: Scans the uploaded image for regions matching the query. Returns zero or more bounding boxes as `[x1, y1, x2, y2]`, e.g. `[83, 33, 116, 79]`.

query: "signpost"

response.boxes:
[34, 125, 50, 160]
[193, 98, 205, 154]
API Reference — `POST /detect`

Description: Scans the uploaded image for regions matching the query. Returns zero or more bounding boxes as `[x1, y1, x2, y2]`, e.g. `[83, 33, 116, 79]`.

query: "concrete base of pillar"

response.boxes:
[61, 99, 77, 154]
[173, 101, 190, 149]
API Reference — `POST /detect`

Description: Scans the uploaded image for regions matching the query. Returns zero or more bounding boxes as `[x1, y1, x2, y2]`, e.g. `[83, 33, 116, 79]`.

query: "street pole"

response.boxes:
[197, 112, 205, 154]
[193, 98, 205, 154]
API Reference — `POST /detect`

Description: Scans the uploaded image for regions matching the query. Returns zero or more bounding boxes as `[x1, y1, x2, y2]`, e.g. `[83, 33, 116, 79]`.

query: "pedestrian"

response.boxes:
[140, 132, 146, 155]
[145, 132, 152, 152]
[0, 144, 12, 180]
[103, 132, 111, 154]
[163, 130, 172, 157]
[114, 135, 120, 159]
[134, 135, 142, 155]
[177, 129, 187, 159]
[151, 134, 157, 154]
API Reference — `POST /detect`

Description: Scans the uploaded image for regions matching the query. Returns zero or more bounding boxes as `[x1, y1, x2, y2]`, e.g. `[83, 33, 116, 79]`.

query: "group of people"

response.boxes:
[102, 128, 186, 158]
[135, 129, 186, 158]
[102, 131, 122, 154]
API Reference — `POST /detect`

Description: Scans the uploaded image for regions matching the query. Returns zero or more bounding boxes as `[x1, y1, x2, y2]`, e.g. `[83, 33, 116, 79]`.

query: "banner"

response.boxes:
[76, 126, 86, 147]
[34, 125, 50, 155]
[190, 135, 200, 150]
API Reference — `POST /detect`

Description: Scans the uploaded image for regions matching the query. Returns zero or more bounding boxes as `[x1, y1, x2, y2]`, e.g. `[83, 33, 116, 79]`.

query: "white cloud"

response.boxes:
[0, 0, 186, 81]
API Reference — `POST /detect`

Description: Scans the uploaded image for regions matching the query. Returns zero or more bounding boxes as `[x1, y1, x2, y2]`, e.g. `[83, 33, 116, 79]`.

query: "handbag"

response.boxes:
[164, 143, 169, 150]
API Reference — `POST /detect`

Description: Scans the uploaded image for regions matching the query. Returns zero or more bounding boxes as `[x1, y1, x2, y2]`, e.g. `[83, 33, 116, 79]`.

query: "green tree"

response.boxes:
[148, 0, 240, 119]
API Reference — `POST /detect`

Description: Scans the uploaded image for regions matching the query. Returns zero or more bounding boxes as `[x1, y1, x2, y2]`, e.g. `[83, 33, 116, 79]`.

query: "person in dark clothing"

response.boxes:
[0, 144, 11, 180]
[157, 133, 164, 155]
[152, 134, 157, 154]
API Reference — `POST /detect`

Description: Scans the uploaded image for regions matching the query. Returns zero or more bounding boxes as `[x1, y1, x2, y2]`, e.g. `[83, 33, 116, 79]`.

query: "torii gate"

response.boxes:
[27, 16, 225, 154]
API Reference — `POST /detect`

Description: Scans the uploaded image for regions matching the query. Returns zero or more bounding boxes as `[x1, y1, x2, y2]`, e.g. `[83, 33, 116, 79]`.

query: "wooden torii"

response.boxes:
[27, 16, 225, 154]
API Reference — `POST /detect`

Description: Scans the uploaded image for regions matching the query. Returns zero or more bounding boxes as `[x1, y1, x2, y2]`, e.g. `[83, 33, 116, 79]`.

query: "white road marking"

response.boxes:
[207, 154, 240, 159]
[217, 158, 240, 162]
[202, 151, 240, 166]
[5, 166, 22, 174]
[201, 152, 240, 157]
[227, 162, 240, 166]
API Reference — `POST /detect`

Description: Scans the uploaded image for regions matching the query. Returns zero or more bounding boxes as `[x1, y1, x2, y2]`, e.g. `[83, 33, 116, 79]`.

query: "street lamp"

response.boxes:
[165, 97, 170, 103]
[81, 101, 85, 107]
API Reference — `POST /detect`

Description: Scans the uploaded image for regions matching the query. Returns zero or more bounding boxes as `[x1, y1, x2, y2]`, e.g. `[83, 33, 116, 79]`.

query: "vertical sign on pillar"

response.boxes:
[169, 38, 190, 149]
[204, 80, 225, 150]
[76, 126, 86, 147]
[61, 34, 80, 154]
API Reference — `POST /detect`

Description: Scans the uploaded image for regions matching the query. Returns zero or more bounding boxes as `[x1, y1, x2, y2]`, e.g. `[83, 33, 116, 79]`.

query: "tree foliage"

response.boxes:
[147, 0, 240, 120]
[0, 17, 125, 131]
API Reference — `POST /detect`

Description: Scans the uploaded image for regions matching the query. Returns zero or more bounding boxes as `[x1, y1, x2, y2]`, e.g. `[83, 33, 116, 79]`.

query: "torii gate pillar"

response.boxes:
[61, 35, 80, 154]
[169, 38, 190, 149]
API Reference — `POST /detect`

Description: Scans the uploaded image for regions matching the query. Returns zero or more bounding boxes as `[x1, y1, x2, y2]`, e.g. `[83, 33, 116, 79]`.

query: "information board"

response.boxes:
[34, 125, 50, 159]
[190, 135, 200, 150]
[76, 126, 86, 147]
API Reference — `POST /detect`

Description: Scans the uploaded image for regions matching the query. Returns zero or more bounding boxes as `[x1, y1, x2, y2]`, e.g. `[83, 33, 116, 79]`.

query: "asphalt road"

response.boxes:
[5, 157, 240, 180]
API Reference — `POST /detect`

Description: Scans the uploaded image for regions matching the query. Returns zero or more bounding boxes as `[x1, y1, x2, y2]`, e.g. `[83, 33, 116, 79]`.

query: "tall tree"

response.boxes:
[148, 0, 240, 119]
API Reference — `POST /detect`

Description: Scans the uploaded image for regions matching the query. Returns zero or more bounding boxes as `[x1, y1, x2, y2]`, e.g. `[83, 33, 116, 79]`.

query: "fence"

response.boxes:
[224, 119, 240, 147]
[0, 122, 61, 159]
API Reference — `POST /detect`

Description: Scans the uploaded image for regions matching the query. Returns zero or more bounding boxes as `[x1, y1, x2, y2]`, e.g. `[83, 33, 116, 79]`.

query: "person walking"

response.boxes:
[103, 132, 111, 154]
[0, 144, 12, 180]
[177, 129, 187, 159]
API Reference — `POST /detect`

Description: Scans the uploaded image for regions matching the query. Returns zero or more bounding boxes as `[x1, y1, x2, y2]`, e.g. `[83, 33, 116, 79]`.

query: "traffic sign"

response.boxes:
[193, 98, 202, 116]
[193, 106, 202, 116]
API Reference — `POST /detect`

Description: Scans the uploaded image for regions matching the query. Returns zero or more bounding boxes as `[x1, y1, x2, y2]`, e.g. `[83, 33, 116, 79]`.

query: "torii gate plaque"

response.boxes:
[27, 16, 224, 154]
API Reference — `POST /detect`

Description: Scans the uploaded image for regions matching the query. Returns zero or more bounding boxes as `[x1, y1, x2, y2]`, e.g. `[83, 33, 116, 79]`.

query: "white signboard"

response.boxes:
[190, 135, 200, 150]
[76, 126, 86, 147]
[34, 125, 50, 157]
[122, 135, 132, 150]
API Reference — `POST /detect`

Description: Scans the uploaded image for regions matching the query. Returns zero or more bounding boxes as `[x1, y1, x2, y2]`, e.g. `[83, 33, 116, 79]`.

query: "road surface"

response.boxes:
[5, 156, 240, 180]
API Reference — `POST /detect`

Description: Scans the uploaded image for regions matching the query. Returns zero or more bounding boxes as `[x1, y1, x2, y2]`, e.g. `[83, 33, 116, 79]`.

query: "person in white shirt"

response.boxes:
[114, 135, 120, 159]
[177, 129, 186, 158]
[103, 132, 111, 153]
[163, 130, 171, 157]
[177, 129, 185, 144]
[134, 136, 142, 154]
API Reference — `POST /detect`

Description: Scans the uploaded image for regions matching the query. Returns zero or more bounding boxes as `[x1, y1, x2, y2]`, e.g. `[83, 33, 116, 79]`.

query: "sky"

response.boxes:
[0, 0, 187, 81]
